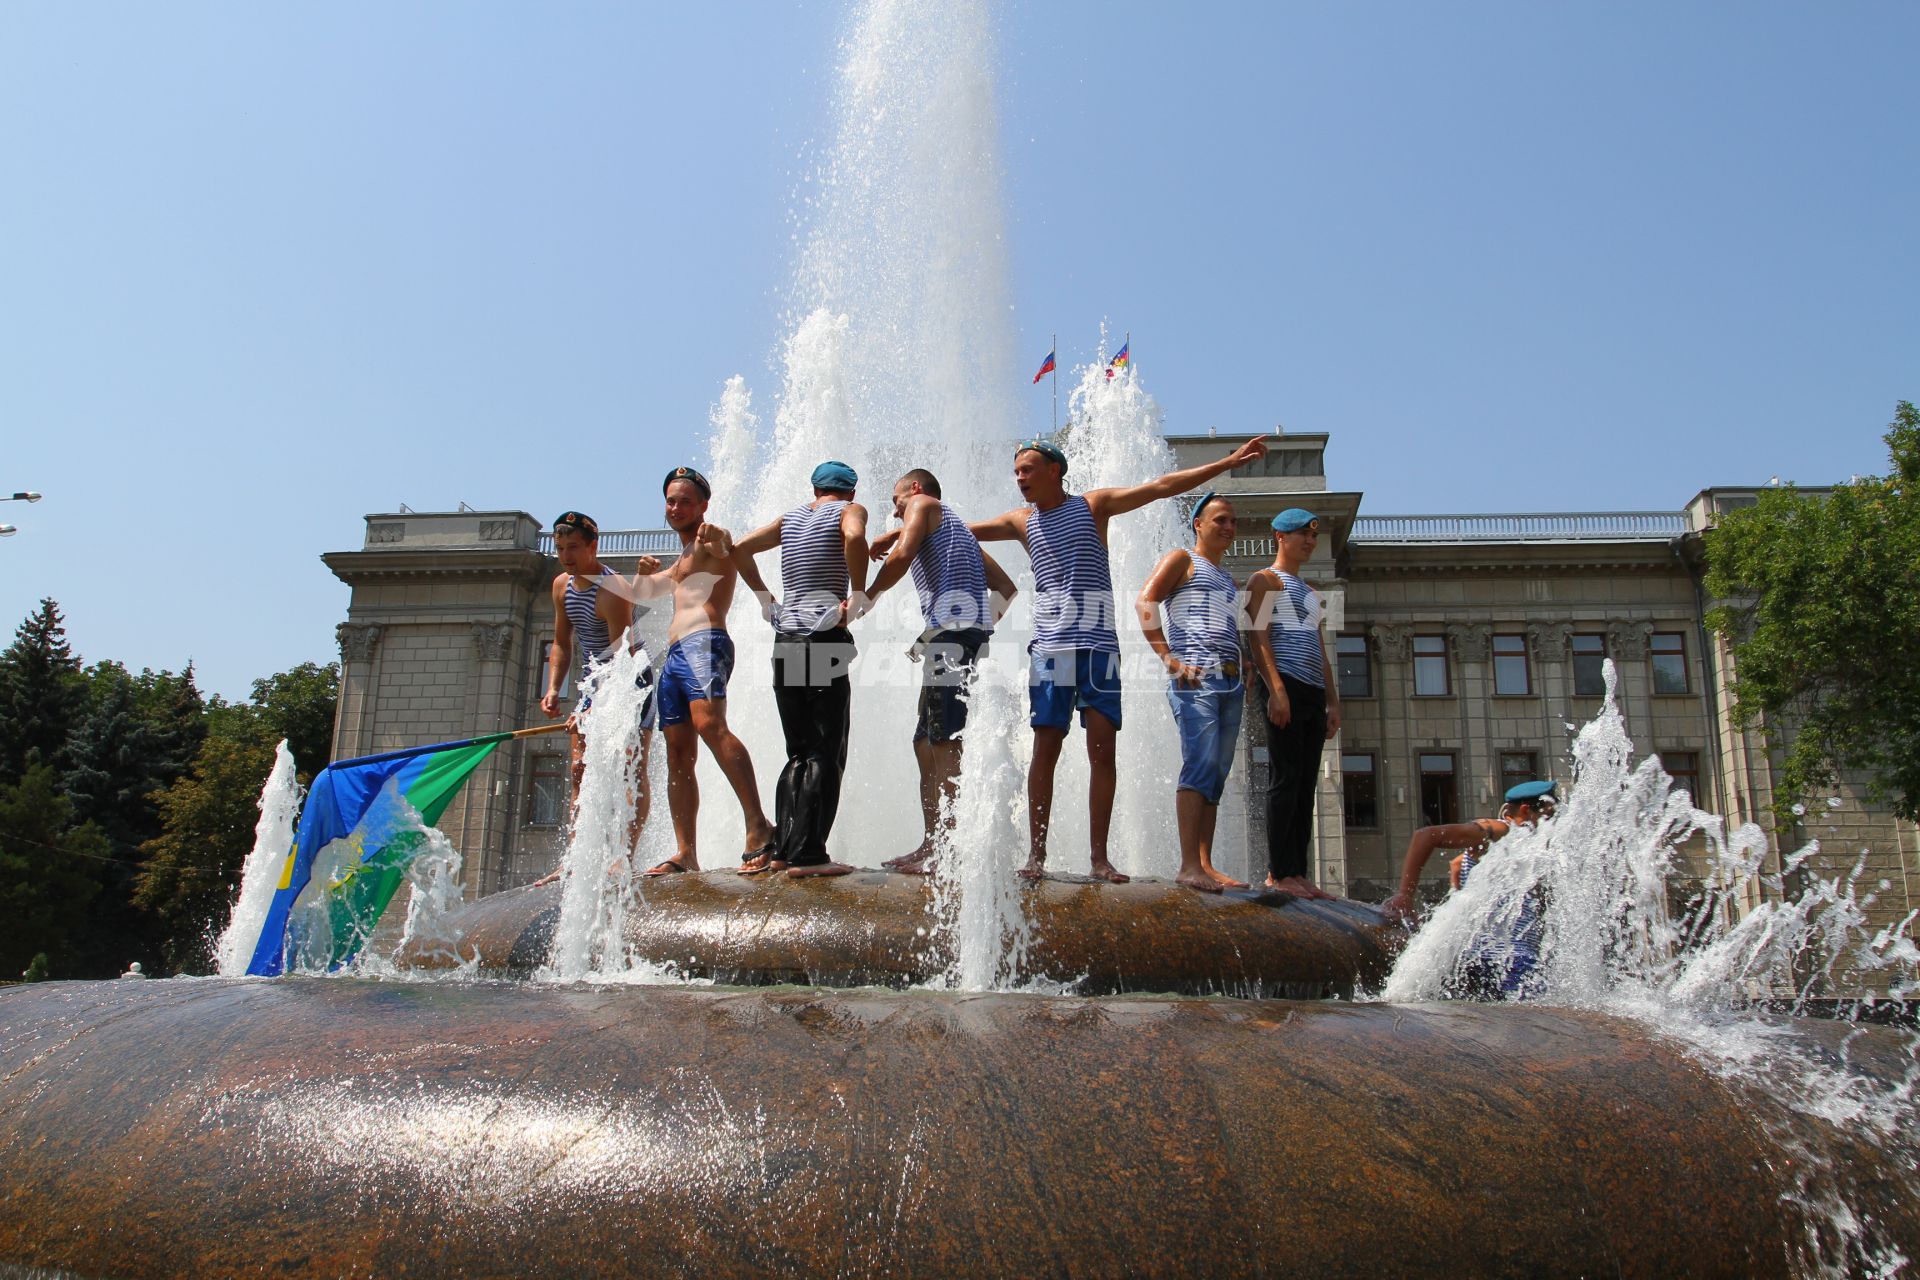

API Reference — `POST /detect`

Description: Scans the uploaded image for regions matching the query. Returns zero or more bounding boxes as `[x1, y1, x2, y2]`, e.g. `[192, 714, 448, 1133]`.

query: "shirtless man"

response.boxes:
[617, 467, 776, 875]
[534, 511, 660, 882]
[877, 436, 1265, 882]
[859, 468, 1018, 874]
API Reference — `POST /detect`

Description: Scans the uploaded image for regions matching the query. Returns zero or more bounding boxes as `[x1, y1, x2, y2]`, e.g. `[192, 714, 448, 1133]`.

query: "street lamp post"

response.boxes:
[1, 490, 41, 539]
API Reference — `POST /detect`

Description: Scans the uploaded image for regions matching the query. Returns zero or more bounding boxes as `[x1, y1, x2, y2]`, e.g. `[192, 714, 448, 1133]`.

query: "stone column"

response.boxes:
[1448, 623, 1493, 813]
[466, 622, 516, 895]
[333, 623, 384, 761]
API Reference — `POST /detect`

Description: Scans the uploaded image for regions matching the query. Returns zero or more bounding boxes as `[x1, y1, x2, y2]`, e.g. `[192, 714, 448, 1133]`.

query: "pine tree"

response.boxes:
[0, 763, 107, 979]
[0, 599, 85, 784]
[67, 665, 162, 851]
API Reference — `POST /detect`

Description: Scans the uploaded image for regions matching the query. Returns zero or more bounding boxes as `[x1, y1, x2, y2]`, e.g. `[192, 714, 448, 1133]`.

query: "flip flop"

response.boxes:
[738, 844, 778, 875]
[643, 858, 691, 877]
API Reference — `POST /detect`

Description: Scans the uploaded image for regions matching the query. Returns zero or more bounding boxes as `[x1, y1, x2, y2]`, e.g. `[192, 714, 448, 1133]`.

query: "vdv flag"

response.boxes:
[1031, 348, 1057, 383]
[245, 733, 506, 976]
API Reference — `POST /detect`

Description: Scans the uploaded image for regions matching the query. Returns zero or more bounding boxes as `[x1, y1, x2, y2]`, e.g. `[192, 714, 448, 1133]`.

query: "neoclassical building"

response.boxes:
[322, 433, 1917, 954]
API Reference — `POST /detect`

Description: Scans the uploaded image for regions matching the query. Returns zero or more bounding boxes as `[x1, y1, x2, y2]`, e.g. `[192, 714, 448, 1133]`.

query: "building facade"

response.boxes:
[321, 435, 1918, 958]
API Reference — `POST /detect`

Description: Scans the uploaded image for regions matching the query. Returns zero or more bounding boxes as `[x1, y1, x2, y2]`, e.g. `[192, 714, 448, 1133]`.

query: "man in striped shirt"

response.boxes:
[964, 435, 1267, 883]
[859, 467, 1019, 875]
[1244, 508, 1343, 898]
[731, 460, 870, 877]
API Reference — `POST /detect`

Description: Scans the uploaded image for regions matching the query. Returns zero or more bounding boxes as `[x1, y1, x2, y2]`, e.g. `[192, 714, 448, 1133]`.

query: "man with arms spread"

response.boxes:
[1136, 492, 1249, 893]
[730, 461, 869, 877]
[1243, 508, 1342, 898]
[536, 511, 660, 880]
[859, 467, 1018, 875]
[619, 468, 776, 875]
[1379, 779, 1556, 1000]
[951, 435, 1266, 882]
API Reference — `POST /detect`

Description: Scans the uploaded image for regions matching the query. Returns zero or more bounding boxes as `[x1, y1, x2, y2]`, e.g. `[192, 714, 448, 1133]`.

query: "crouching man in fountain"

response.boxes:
[729, 461, 869, 877]
[1136, 492, 1248, 893]
[892, 435, 1264, 883]
[1380, 779, 1555, 999]
[857, 467, 1018, 875]
[616, 468, 777, 876]
[533, 510, 660, 885]
[1243, 509, 1342, 899]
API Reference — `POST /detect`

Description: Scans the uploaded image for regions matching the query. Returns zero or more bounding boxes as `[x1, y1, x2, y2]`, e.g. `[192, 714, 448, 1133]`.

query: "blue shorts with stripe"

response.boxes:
[658, 629, 736, 728]
[1028, 647, 1123, 732]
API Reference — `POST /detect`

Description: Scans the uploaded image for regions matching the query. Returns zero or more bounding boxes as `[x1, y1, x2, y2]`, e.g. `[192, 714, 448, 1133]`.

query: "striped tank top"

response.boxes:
[1460, 849, 1545, 982]
[910, 502, 992, 633]
[778, 499, 850, 633]
[1266, 569, 1325, 686]
[1164, 549, 1241, 669]
[565, 565, 618, 679]
[1027, 494, 1117, 654]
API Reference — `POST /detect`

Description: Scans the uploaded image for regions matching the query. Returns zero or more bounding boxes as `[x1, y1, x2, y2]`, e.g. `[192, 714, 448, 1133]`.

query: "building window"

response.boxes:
[527, 755, 567, 827]
[1499, 750, 1539, 799]
[1341, 753, 1378, 828]
[1661, 750, 1702, 807]
[1650, 632, 1689, 694]
[1336, 634, 1372, 699]
[1412, 635, 1450, 696]
[1571, 633, 1607, 697]
[1492, 634, 1531, 696]
[1419, 752, 1458, 827]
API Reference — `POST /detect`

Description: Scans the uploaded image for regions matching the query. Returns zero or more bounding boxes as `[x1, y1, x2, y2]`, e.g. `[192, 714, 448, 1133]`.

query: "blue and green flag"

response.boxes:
[245, 732, 509, 976]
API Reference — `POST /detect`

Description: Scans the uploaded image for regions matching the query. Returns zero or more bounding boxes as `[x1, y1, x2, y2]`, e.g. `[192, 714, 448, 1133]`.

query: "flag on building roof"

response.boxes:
[1031, 348, 1057, 384]
[244, 733, 507, 976]
[1106, 340, 1130, 380]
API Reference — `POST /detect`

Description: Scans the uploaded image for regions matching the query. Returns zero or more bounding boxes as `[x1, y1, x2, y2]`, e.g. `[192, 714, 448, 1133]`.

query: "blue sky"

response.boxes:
[3, 2, 1914, 698]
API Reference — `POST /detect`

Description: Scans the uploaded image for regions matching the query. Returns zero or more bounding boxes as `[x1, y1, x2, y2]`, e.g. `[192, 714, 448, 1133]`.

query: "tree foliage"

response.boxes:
[0, 599, 85, 781]
[1705, 401, 1920, 820]
[0, 764, 107, 980]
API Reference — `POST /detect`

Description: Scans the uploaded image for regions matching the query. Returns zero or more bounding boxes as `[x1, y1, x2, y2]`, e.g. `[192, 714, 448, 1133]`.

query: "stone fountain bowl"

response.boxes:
[396, 869, 1400, 997]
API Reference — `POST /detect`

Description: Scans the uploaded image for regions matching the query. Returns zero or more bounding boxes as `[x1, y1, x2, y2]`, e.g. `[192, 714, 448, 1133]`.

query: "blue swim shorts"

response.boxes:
[1165, 672, 1243, 804]
[914, 628, 990, 744]
[657, 629, 736, 728]
[1028, 647, 1123, 733]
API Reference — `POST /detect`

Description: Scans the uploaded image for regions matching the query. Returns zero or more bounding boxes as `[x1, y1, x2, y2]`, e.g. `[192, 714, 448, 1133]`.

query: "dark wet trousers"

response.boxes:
[772, 629, 855, 867]
[1262, 673, 1327, 881]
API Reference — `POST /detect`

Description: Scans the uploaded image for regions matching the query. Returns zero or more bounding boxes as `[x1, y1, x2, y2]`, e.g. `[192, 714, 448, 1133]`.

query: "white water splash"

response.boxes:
[214, 740, 302, 977]
[1382, 662, 1920, 1274]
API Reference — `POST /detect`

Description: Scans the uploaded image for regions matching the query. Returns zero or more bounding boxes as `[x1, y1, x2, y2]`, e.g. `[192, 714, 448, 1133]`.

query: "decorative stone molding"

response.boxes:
[479, 520, 517, 542]
[470, 622, 514, 663]
[1371, 624, 1410, 663]
[1607, 619, 1653, 661]
[336, 623, 384, 663]
[368, 523, 405, 545]
[1529, 623, 1573, 663]
[1447, 623, 1491, 664]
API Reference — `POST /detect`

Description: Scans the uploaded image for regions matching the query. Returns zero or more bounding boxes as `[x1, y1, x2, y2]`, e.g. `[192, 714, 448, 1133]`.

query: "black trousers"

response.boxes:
[1262, 673, 1327, 881]
[772, 629, 855, 866]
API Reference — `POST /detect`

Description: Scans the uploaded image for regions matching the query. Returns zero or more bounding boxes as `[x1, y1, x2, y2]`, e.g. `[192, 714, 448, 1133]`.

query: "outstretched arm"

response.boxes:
[1085, 438, 1267, 520]
[864, 495, 938, 606]
[727, 517, 782, 618]
[967, 507, 1030, 545]
[1380, 819, 1509, 925]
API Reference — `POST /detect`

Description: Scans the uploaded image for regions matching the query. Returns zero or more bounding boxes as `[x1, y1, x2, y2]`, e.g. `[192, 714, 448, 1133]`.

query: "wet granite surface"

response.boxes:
[2, 979, 1914, 1278]
[400, 871, 1399, 997]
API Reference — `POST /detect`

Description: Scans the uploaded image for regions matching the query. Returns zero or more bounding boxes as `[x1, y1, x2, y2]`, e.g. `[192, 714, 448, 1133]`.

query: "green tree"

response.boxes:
[1705, 401, 1920, 820]
[0, 763, 107, 979]
[249, 661, 339, 780]
[67, 666, 163, 851]
[0, 599, 85, 784]
[134, 728, 278, 973]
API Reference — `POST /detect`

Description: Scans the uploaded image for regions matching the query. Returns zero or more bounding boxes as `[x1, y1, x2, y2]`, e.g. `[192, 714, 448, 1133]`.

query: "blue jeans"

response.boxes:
[1165, 673, 1243, 804]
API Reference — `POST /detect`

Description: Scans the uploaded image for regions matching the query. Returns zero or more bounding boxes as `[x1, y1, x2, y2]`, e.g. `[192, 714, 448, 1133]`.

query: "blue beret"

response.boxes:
[1271, 508, 1319, 533]
[1015, 439, 1069, 473]
[1190, 491, 1219, 528]
[1504, 779, 1558, 805]
[811, 460, 858, 492]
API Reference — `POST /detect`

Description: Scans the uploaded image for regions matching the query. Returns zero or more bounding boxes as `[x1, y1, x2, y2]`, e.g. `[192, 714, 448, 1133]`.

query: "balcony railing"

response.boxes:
[1350, 513, 1685, 543]
[536, 529, 682, 555]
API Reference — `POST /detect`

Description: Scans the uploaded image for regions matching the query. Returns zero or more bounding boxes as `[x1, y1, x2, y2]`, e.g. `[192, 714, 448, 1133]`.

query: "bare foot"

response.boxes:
[1177, 869, 1224, 893]
[1205, 867, 1248, 890]
[884, 843, 933, 870]
[1017, 858, 1047, 881]
[892, 853, 934, 876]
[1265, 874, 1333, 899]
[1088, 860, 1131, 884]
[786, 861, 853, 878]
